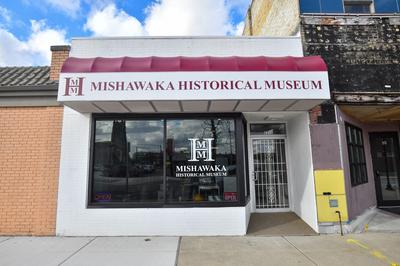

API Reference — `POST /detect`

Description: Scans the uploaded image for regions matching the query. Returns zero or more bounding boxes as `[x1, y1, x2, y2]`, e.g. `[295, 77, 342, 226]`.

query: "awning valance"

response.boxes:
[60, 56, 327, 73]
[57, 56, 330, 113]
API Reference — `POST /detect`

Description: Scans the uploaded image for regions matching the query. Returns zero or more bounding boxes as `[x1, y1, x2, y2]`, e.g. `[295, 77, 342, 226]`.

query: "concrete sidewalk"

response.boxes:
[178, 233, 400, 266]
[0, 236, 179, 266]
[0, 233, 399, 266]
[367, 209, 400, 232]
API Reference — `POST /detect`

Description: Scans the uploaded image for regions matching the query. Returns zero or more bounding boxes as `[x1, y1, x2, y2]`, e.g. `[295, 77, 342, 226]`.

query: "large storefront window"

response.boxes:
[166, 119, 237, 203]
[90, 115, 244, 207]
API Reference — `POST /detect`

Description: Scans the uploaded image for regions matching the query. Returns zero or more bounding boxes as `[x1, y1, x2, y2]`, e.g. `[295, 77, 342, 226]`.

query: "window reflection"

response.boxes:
[91, 117, 239, 205]
[344, 4, 371, 13]
[250, 123, 286, 135]
[92, 120, 164, 203]
[166, 119, 237, 203]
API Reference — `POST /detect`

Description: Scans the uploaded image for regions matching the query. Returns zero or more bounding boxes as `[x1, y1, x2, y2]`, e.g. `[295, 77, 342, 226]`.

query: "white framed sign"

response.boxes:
[58, 71, 330, 102]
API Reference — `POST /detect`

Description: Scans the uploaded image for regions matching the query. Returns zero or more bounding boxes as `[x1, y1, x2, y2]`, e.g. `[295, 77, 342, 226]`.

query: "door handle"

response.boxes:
[252, 172, 258, 181]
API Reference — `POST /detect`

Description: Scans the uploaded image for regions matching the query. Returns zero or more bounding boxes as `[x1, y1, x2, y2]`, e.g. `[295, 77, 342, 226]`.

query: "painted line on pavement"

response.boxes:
[346, 238, 400, 266]
[58, 237, 97, 266]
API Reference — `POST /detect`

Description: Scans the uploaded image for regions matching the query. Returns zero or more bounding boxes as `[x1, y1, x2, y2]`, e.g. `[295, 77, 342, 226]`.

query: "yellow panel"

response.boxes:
[317, 195, 348, 222]
[315, 170, 346, 195]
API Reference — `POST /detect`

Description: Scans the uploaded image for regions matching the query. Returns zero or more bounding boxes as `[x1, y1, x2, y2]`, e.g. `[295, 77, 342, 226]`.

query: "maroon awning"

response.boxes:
[61, 56, 327, 73]
[58, 55, 330, 113]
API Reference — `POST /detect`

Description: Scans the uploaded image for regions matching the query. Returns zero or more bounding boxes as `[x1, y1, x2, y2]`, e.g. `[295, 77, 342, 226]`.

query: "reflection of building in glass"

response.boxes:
[111, 120, 127, 164]
[129, 144, 163, 176]
[165, 119, 237, 203]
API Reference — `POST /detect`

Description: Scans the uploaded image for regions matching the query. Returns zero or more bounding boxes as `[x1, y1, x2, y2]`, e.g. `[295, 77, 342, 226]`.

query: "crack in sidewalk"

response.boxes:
[58, 237, 97, 266]
[282, 236, 318, 266]
[175, 236, 182, 266]
[0, 237, 11, 246]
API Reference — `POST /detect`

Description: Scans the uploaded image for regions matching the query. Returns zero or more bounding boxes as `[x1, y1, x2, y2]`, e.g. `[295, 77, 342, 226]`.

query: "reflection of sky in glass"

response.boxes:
[167, 119, 235, 155]
[95, 120, 163, 153]
[126, 120, 163, 153]
[95, 119, 236, 155]
[96, 121, 113, 142]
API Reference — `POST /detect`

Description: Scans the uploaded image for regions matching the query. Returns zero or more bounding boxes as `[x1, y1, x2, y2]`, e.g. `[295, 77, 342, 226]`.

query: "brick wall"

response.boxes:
[0, 107, 63, 235]
[309, 105, 322, 124]
[50, 46, 70, 81]
[243, 0, 300, 36]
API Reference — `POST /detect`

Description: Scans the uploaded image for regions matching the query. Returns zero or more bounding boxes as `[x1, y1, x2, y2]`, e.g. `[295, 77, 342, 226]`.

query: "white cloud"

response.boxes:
[233, 21, 245, 36]
[0, 6, 11, 27]
[144, 0, 233, 35]
[84, 3, 144, 36]
[27, 20, 68, 63]
[84, 0, 248, 37]
[44, 0, 81, 17]
[0, 0, 250, 66]
[22, 0, 81, 17]
[0, 29, 32, 66]
[0, 20, 68, 66]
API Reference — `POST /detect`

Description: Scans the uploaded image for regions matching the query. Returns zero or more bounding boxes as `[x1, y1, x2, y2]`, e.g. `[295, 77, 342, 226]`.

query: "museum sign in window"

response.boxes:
[90, 115, 243, 207]
[166, 119, 237, 203]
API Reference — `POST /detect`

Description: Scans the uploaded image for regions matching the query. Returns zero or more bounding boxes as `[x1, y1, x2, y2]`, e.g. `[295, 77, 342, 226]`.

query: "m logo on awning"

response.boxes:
[64, 77, 84, 96]
[188, 138, 215, 162]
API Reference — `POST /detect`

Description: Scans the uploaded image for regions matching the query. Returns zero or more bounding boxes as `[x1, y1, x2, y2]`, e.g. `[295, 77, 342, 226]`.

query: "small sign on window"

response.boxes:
[224, 192, 237, 201]
[94, 192, 112, 202]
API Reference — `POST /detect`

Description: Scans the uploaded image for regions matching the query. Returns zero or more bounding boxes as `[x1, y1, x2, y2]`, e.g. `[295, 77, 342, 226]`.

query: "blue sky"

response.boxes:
[0, 0, 250, 66]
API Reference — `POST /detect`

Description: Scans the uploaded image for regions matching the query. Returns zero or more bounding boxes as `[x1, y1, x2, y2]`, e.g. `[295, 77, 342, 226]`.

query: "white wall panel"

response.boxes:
[70, 37, 303, 58]
[287, 113, 319, 232]
[56, 107, 248, 236]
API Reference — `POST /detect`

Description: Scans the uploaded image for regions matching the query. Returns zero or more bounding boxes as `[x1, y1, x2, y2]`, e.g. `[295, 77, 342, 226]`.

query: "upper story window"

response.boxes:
[374, 0, 400, 13]
[300, 0, 399, 14]
[344, 0, 374, 13]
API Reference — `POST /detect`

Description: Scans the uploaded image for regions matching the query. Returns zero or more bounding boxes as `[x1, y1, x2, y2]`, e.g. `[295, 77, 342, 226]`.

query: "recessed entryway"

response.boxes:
[244, 112, 320, 233]
[246, 213, 317, 236]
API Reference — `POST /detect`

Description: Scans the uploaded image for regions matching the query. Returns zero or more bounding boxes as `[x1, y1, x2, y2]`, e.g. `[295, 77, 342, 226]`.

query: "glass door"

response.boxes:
[251, 138, 289, 210]
[370, 132, 400, 206]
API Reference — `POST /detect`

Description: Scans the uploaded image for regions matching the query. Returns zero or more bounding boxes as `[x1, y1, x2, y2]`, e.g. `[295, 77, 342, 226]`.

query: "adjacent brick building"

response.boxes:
[0, 46, 69, 235]
[243, 0, 300, 36]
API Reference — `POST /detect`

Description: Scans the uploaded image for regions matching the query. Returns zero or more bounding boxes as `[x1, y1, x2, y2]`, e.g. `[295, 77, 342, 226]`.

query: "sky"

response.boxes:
[0, 0, 251, 67]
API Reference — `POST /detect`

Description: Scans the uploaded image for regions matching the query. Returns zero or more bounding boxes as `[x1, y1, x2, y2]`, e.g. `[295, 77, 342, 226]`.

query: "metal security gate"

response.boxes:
[252, 138, 289, 210]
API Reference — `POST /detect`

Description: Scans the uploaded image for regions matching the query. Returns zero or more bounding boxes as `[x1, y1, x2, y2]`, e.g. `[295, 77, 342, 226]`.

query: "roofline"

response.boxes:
[0, 84, 57, 93]
[71, 36, 301, 41]
[0, 84, 59, 107]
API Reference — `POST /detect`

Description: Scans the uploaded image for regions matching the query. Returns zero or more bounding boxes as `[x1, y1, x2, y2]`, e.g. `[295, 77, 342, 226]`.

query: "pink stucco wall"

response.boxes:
[337, 107, 400, 220]
[310, 123, 342, 170]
